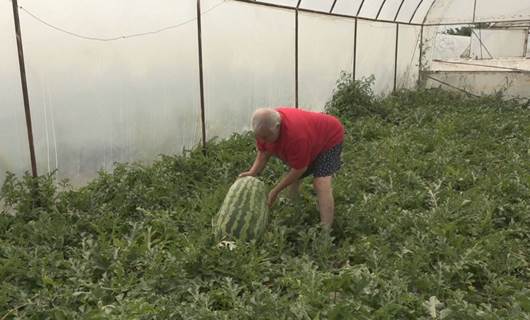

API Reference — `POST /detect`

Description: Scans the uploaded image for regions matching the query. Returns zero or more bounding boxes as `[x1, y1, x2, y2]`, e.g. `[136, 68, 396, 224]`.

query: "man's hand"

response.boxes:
[267, 188, 280, 208]
[238, 170, 256, 178]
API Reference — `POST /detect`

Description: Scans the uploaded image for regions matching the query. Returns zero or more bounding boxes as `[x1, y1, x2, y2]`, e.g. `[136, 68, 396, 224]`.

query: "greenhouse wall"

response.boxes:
[470, 29, 528, 59]
[396, 24, 422, 90]
[3, 0, 203, 185]
[2, 0, 528, 186]
[424, 71, 530, 100]
[202, 1, 295, 139]
[0, 2, 30, 184]
[298, 12, 355, 111]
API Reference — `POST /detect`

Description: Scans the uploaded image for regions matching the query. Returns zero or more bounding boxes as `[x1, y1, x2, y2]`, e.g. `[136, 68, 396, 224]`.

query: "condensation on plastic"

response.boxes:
[17, 0, 202, 185]
[0, 2, 31, 186]
[397, 24, 422, 89]
[298, 12, 355, 111]
[202, 1, 295, 140]
[356, 20, 396, 96]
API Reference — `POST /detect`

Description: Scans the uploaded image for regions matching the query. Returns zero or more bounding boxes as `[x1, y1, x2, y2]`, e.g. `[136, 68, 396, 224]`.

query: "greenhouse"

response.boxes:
[1, 0, 529, 318]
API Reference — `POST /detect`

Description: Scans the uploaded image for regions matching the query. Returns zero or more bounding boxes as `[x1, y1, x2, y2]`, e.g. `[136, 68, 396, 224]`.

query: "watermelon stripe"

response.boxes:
[224, 178, 253, 236]
[236, 179, 258, 240]
[255, 191, 268, 238]
[216, 178, 250, 238]
[213, 176, 269, 241]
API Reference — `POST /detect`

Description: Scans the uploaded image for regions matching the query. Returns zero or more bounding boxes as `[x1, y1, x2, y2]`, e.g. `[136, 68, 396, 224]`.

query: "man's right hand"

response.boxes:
[238, 171, 256, 178]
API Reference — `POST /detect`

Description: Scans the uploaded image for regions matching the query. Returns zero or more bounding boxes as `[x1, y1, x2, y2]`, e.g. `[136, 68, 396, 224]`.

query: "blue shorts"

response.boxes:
[301, 143, 343, 179]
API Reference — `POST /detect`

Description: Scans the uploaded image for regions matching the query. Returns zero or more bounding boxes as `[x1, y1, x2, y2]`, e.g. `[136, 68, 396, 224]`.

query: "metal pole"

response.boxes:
[418, 24, 424, 87]
[231, 0, 423, 26]
[376, 0, 389, 20]
[523, 30, 529, 57]
[329, 0, 338, 14]
[196, 0, 207, 153]
[394, 0, 406, 21]
[394, 23, 399, 92]
[356, 0, 366, 17]
[409, 0, 425, 24]
[353, 18, 358, 81]
[295, 1, 301, 108]
[472, 0, 477, 23]
[11, 0, 37, 178]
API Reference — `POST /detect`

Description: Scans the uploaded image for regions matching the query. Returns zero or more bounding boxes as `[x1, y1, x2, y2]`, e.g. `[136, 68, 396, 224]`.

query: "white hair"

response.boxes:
[251, 108, 281, 132]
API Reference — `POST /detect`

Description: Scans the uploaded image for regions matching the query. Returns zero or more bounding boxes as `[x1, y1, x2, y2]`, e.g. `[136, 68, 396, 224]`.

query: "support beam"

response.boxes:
[418, 24, 424, 87]
[356, 0, 366, 17]
[295, 8, 299, 108]
[353, 18, 358, 81]
[376, 0, 389, 20]
[409, 0, 425, 24]
[472, 0, 478, 23]
[394, 0, 406, 21]
[11, 0, 37, 178]
[196, 0, 207, 153]
[329, 0, 338, 14]
[230, 0, 422, 26]
[424, 19, 530, 27]
[394, 23, 399, 92]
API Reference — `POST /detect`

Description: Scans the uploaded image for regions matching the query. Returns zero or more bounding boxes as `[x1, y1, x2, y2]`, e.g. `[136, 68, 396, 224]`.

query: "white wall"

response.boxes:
[425, 71, 530, 100]
[471, 28, 528, 59]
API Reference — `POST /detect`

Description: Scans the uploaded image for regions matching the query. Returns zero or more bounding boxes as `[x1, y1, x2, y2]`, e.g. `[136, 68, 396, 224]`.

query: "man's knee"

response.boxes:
[313, 176, 332, 195]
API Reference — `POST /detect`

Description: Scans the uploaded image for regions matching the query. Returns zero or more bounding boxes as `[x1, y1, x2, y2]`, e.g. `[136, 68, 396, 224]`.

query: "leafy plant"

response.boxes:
[1, 79, 529, 319]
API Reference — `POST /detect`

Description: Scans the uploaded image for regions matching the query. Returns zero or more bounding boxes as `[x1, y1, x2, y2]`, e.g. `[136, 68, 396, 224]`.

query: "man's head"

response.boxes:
[251, 108, 281, 143]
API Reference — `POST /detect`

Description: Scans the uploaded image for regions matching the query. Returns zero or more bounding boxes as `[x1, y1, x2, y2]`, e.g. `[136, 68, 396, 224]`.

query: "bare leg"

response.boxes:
[313, 176, 334, 226]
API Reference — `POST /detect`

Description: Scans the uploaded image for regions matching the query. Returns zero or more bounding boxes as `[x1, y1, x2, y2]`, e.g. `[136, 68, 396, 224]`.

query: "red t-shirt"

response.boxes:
[256, 108, 344, 169]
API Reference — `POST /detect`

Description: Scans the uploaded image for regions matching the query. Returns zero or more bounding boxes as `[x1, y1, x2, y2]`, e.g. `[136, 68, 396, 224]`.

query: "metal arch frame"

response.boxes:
[231, 0, 436, 26]
[233, 0, 530, 26]
[11, 0, 530, 189]
[376, 0, 389, 20]
[329, 0, 338, 14]
[295, 0, 301, 108]
[232, 0, 423, 26]
[409, 0, 426, 23]
[394, 0, 407, 21]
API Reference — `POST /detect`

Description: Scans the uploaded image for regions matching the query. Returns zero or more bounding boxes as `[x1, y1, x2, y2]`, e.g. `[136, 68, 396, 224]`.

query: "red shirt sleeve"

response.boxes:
[285, 138, 310, 170]
[256, 139, 266, 152]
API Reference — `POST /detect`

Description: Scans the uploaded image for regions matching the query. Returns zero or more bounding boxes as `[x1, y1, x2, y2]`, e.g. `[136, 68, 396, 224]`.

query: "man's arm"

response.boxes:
[239, 150, 271, 177]
[267, 166, 307, 207]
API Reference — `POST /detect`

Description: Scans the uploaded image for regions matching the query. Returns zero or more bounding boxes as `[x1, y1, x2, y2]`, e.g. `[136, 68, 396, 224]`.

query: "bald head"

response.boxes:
[251, 108, 281, 143]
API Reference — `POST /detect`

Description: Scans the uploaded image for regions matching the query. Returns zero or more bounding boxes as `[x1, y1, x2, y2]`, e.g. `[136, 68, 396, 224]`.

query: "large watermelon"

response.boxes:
[213, 176, 269, 241]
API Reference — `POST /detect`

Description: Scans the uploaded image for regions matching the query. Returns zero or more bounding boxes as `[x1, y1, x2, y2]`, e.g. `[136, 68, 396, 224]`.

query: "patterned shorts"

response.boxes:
[301, 143, 343, 179]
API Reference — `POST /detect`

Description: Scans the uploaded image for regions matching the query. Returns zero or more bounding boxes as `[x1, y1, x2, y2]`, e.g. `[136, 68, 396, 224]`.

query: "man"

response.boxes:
[239, 107, 344, 226]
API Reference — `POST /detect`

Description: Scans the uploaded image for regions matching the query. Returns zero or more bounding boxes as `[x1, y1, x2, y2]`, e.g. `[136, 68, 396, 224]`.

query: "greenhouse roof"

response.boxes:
[235, 0, 530, 26]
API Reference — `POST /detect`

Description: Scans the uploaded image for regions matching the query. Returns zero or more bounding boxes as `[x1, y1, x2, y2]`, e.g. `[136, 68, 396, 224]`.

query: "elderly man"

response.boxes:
[239, 107, 344, 226]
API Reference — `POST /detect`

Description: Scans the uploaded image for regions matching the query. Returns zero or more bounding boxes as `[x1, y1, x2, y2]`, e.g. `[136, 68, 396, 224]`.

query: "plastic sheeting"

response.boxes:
[356, 20, 396, 96]
[396, 24, 422, 89]
[3, 0, 530, 186]
[425, 0, 530, 24]
[0, 3, 31, 186]
[14, 0, 202, 184]
[425, 71, 530, 100]
[432, 34, 470, 60]
[299, 13, 355, 111]
[201, 1, 294, 140]
[470, 28, 528, 59]
[242, 0, 530, 25]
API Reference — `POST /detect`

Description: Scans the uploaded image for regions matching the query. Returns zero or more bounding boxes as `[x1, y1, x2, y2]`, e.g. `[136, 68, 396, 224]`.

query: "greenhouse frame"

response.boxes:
[1, 0, 530, 185]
